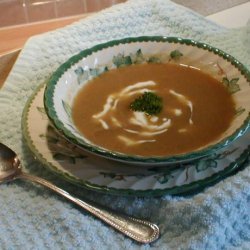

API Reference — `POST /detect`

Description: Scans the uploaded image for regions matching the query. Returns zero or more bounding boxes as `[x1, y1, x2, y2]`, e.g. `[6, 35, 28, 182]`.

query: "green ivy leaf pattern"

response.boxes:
[75, 49, 184, 76]
[235, 107, 246, 117]
[130, 49, 145, 64]
[53, 153, 86, 164]
[147, 56, 161, 63]
[148, 167, 176, 184]
[170, 50, 183, 60]
[222, 77, 240, 94]
[39, 124, 88, 164]
[98, 145, 239, 184]
[155, 173, 174, 184]
[100, 172, 126, 180]
[62, 100, 71, 120]
[74, 66, 89, 84]
[89, 67, 109, 77]
[100, 172, 144, 180]
[112, 53, 133, 67]
[75, 66, 109, 84]
[74, 66, 84, 75]
[89, 68, 99, 78]
[216, 148, 239, 160]
[194, 147, 239, 173]
[37, 107, 46, 114]
[195, 158, 217, 172]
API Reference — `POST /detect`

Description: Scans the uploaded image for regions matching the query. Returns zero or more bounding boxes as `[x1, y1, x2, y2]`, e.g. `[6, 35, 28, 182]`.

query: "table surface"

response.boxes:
[0, 1, 249, 88]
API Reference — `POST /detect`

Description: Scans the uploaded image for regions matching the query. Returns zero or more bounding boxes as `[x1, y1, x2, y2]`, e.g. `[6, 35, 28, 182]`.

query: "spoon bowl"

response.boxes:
[0, 143, 21, 183]
[0, 142, 159, 243]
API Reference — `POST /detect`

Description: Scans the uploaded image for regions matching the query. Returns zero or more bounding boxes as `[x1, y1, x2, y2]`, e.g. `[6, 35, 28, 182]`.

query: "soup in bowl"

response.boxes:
[44, 37, 250, 166]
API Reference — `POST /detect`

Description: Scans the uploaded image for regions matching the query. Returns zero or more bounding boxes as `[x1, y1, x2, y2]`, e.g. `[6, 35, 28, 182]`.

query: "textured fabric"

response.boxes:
[172, 0, 249, 15]
[0, 0, 249, 249]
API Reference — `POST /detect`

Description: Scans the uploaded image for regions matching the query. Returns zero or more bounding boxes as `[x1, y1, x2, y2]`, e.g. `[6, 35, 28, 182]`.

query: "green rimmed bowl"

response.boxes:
[44, 36, 250, 166]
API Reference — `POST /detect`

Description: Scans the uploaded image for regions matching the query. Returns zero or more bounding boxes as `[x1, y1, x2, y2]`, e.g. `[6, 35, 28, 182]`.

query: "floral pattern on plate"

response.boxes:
[22, 84, 250, 196]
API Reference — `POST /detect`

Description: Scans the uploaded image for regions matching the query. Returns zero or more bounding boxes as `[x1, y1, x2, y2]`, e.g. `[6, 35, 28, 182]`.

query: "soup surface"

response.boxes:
[72, 63, 235, 156]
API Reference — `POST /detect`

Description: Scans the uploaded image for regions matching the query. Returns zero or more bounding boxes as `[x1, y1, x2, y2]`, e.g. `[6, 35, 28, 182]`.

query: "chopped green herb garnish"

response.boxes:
[130, 92, 163, 115]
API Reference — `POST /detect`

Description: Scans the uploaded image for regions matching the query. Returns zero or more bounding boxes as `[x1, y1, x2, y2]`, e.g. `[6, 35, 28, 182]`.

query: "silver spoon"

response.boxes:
[0, 142, 159, 243]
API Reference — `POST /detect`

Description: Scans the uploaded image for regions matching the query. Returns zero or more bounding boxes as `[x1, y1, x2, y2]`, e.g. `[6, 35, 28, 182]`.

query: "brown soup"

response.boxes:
[72, 63, 235, 156]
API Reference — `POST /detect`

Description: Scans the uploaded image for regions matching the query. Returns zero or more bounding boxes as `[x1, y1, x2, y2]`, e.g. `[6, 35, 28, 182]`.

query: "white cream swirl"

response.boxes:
[92, 81, 194, 146]
[169, 89, 193, 124]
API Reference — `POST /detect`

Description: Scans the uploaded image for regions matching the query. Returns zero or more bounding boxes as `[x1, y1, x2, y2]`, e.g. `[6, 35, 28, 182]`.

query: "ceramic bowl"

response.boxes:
[44, 36, 250, 166]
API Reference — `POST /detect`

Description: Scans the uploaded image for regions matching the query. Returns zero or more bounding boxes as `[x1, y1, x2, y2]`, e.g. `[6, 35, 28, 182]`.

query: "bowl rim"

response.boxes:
[44, 36, 250, 164]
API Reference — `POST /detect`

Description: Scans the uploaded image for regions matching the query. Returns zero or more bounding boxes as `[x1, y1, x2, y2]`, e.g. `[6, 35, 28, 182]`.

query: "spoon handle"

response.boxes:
[18, 173, 159, 243]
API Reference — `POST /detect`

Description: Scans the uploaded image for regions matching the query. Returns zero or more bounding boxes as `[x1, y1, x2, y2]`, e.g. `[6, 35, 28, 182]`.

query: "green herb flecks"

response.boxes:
[130, 92, 163, 115]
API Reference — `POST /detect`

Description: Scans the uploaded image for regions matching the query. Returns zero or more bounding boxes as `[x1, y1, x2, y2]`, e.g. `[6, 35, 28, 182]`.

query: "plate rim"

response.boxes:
[22, 83, 250, 197]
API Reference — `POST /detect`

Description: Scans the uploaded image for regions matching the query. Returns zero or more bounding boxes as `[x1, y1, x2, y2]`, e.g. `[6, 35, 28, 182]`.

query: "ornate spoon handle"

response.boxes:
[18, 173, 160, 243]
